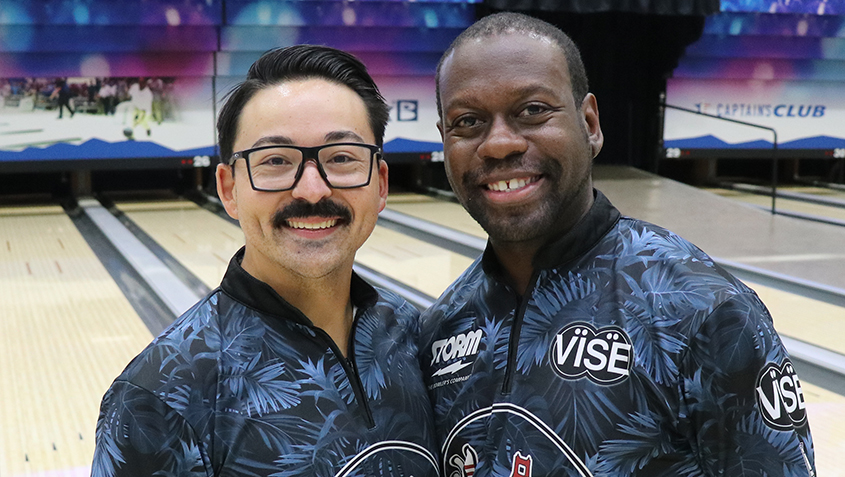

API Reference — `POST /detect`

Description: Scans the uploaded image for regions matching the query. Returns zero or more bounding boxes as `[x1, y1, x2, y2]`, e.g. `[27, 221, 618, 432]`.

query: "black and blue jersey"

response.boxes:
[420, 190, 815, 477]
[92, 248, 439, 477]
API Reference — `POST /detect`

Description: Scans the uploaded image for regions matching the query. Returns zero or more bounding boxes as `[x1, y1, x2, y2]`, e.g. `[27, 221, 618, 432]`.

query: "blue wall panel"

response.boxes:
[226, 0, 475, 27]
[0, 26, 219, 53]
[0, 0, 222, 26]
[674, 57, 845, 80]
[721, 0, 845, 14]
[705, 11, 845, 37]
[217, 51, 442, 76]
[684, 35, 845, 59]
[0, 53, 216, 78]
[221, 25, 462, 52]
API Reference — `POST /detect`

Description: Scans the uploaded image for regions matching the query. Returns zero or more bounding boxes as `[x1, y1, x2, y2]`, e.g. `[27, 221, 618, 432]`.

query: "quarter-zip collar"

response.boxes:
[220, 246, 378, 328]
[480, 189, 621, 280]
[220, 247, 379, 428]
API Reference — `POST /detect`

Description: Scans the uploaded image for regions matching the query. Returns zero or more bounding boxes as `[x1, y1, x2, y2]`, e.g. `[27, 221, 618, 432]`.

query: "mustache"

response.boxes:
[272, 199, 352, 228]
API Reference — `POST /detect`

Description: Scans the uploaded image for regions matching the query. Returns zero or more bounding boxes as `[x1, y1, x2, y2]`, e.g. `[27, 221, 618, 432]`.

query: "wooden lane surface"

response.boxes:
[387, 193, 487, 239]
[356, 225, 475, 298]
[117, 197, 475, 304]
[706, 186, 845, 222]
[0, 205, 152, 476]
[115, 199, 244, 289]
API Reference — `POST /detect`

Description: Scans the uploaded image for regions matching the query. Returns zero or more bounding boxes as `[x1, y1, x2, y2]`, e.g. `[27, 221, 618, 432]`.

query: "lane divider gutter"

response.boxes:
[78, 197, 201, 318]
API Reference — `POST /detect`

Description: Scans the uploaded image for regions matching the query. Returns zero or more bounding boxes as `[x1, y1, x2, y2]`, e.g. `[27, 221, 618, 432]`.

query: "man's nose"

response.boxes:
[290, 160, 332, 203]
[477, 116, 528, 160]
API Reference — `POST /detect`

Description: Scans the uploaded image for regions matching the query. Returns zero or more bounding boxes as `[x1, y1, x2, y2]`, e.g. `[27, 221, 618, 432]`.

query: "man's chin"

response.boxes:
[466, 204, 549, 243]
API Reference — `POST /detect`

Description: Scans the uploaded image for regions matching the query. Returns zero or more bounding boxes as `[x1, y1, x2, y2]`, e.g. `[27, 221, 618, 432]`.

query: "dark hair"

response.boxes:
[217, 44, 390, 163]
[435, 12, 589, 118]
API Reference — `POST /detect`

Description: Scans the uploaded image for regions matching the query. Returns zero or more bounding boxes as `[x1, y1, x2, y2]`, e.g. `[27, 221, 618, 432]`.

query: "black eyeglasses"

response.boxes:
[229, 143, 382, 192]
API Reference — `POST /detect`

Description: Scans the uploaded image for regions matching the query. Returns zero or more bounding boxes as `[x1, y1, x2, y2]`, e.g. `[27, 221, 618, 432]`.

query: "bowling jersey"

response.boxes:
[420, 190, 815, 477]
[92, 248, 439, 477]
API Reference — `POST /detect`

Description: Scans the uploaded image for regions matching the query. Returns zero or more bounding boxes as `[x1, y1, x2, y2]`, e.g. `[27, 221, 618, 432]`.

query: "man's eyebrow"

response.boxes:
[250, 131, 366, 148]
[443, 84, 564, 112]
[513, 84, 562, 98]
[325, 130, 366, 143]
[251, 135, 294, 148]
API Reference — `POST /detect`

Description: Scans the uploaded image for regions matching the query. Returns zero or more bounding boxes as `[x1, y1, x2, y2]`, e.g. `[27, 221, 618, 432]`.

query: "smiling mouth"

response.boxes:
[285, 218, 340, 230]
[485, 176, 540, 192]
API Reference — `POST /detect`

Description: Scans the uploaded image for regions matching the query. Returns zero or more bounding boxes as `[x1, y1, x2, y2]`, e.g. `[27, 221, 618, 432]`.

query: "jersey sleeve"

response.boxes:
[91, 380, 212, 477]
[680, 292, 816, 476]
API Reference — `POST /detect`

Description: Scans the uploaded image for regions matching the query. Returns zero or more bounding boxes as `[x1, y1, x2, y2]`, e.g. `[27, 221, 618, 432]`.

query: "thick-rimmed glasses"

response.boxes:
[229, 143, 382, 192]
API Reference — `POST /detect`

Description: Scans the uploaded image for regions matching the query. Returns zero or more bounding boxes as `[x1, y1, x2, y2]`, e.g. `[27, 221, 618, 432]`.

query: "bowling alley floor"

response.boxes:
[0, 165, 843, 476]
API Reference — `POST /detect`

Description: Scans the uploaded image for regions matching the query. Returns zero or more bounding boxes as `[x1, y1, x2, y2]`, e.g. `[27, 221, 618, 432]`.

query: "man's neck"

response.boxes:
[241, 252, 355, 356]
[490, 239, 542, 296]
[491, 189, 596, 296]
[279, 275, 355, 356]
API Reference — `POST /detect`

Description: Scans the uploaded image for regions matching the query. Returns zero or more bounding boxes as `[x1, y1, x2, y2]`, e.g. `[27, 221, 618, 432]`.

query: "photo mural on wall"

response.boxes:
[0, 0, 478, 170]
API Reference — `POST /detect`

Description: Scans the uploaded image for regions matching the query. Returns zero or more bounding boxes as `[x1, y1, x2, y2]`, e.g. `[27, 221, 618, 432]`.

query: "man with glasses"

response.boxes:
[92, 45, 438, 477]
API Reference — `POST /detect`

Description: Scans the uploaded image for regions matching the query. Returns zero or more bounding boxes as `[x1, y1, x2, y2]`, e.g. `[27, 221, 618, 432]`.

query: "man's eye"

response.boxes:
[521, 104, 548, 116]
[261, 155, 293, 166]
[327, 154, 354, 164]
[453, 116, 479, 128]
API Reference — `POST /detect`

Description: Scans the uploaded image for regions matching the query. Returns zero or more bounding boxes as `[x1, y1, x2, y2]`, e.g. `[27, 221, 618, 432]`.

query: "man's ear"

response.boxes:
[581, 93, 604, 159]
[216, 163, 239, 220]
[376, 158, 389, 213]
[436, 120, 444, 141]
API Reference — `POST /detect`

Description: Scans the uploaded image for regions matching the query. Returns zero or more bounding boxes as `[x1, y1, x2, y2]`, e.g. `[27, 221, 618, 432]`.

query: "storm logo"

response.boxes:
[755, 359, 807, 431]
[550, 322, 632, 385]
[429, 329, 485, 390]
[432, 329, 483, 366]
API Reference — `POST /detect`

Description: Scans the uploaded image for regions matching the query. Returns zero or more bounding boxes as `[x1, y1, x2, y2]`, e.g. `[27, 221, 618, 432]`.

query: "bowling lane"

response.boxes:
[387, 193, 487, 239]
[706, 186, 845, 223]
[0, 205, 153, 476]
[356, 225, 475, 298]
[114, 197, 475, 302]
[595, 166, 845, 290]
[115, 198, 244, 289]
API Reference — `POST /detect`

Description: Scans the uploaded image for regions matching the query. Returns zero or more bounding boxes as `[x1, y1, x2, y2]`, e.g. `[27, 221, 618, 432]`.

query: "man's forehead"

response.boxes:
[448, 31, 563, 64]
[235, 79, 375, 148]
[439, 33, 571, 103]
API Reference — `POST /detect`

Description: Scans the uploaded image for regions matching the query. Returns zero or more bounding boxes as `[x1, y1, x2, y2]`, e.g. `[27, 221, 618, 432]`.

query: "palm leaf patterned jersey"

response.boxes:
[92, 248, 439, 477]
[420, 190, 816, 477]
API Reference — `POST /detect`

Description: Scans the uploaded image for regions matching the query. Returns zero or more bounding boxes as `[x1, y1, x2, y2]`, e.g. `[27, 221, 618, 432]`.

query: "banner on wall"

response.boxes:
[663, 77, 845, 158]
[0, 76, 216, 170]
[376, 75, 443, 158]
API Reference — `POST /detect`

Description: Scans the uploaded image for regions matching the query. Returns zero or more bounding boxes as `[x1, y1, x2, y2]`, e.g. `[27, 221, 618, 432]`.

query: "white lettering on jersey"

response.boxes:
[755, 359, 807, 431]
[550, 322, 632, 385]
[432, 329, 483, 365]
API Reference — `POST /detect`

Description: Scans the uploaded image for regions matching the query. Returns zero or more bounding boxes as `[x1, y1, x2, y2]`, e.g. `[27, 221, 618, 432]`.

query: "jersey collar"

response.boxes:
[480, 189, 621, 278]
[220, 247, 378, 327]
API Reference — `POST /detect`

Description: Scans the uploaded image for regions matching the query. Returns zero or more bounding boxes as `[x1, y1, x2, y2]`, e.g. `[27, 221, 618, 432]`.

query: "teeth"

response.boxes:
[287, 219, 338, 230]
[487, 177, 533, 192]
